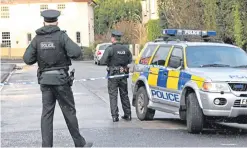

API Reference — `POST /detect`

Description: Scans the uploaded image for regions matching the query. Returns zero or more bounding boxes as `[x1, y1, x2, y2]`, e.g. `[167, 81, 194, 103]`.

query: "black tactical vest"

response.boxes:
[36, 31, 71, 71]
[108, 43, 129, 67]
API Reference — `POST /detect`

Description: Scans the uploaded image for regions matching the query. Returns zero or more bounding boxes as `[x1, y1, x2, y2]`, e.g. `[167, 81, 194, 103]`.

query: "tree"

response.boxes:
[233, 1, 244, 47]
[94, 0, 142, 35]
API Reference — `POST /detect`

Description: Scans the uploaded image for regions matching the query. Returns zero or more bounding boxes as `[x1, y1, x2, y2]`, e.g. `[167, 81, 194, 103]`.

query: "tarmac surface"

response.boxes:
[1, 61, 247, 147]
[0, 63, 16, 83]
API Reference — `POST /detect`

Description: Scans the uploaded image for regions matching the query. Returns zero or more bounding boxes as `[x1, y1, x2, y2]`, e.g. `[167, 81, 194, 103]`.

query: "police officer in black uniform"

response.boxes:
[23, 9, 93, 147]
[101, 30, 132, 122]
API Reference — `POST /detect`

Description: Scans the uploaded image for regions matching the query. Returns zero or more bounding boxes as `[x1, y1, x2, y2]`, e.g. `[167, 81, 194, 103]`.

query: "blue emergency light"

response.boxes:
[162, 29, 216, 37]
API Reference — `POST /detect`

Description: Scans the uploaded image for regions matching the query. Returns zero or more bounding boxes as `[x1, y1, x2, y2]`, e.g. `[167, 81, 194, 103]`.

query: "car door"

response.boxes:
[148, 45, 173, 104]
[165, 46, 184, 107]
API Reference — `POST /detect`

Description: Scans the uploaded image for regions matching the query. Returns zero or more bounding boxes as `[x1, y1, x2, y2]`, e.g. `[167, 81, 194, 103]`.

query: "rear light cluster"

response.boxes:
[97, 51, 101, 55]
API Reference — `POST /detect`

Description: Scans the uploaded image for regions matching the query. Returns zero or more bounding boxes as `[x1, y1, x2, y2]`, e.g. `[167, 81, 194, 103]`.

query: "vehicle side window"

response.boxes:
[139, 45, 157, 65]
[150, 46, 171, 66]
[168, 47, 183, 68]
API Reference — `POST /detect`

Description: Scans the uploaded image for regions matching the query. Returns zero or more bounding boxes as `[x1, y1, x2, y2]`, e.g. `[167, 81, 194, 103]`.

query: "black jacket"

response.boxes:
[23, 25, 82, 68]
[23, 25, 82, 85]
[101, 42, 132, 67]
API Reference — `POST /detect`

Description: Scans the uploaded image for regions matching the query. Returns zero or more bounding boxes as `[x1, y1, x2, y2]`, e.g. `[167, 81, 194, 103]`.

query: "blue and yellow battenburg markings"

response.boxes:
[148, 69, 205, 90]
[136, 64, 205, 90]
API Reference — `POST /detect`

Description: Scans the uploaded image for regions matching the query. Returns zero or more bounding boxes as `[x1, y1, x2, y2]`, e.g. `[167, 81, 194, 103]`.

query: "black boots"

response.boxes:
[121, 115, 131, 121]
[112, 117, 119, 122]
[112, 115, 131, 122]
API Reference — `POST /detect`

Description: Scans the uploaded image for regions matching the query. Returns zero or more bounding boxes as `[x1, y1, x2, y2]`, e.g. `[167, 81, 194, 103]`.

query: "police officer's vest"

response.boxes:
[36, 31, 71, 71]
[108, 43, 129, 67]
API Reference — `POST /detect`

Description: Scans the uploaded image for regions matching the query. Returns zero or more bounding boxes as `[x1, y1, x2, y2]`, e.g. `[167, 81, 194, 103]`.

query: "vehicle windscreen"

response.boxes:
[186, 46, 247, 68]
[99, 44, 111, 50]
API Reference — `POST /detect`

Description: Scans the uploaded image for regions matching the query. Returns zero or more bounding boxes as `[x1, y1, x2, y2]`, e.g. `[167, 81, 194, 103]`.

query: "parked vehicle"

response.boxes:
[94, 43, 112, 65]
[132, 29, 247, 134]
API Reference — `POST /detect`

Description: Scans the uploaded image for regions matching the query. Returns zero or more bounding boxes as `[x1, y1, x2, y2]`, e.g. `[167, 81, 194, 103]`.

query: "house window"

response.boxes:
[40, 4, 48, 12]
[1, 32, 11, 47]
[76, 32, 81, 43]
[57, 4, 65, 10]
[1, 6, 10, 18]
[57, 4, 65, 15]
[27, 33, 32, 43]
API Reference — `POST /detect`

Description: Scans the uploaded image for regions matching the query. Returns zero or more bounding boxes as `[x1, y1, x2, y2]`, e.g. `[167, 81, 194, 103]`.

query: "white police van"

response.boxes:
[131, 29, 247, 133]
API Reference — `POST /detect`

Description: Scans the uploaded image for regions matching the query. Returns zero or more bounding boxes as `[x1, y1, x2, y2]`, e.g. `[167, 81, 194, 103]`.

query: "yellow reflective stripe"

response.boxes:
[135, 45, 146, 64]
[167, 70, 180, 89]
[148, 67, 159, 86]
[132, 72, 140, 82]
[191, 75, 205, 88]
[164, 46, 174, 67]
[148, 45, 160, 65]
[183, 47, 188, 68]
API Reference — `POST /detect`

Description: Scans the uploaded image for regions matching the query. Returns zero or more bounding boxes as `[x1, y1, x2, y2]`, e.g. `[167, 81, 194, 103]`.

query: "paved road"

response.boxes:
[1, 61, 247, 147]
[0, 63, 16, 82]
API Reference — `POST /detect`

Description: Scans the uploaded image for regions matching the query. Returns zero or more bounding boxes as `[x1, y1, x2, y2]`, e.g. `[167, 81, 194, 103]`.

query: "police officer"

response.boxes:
[101, 30, 132, 122]
[23, 10, 92, 147]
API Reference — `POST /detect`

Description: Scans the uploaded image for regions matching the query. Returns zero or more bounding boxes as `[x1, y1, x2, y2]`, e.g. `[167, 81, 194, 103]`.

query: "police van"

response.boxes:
[131, 29, 247, 133]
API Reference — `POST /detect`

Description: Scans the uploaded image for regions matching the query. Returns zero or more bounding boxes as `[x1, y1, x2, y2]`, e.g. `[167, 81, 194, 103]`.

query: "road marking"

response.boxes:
[221, 143, 237, 146]
[0, 69, 16, 92]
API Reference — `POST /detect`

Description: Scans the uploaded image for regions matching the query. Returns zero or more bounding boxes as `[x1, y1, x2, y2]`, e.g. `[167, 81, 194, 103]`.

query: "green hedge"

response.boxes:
[146, 19, 162, 41]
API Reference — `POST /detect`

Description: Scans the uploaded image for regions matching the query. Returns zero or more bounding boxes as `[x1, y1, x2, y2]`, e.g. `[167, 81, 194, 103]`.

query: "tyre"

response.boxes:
[135, 86, 155, 120]
[179, 108, 186, 121]
[186, 92, 204, 133]
[94, 61, 97, 64]
[97, 60, 100, 65]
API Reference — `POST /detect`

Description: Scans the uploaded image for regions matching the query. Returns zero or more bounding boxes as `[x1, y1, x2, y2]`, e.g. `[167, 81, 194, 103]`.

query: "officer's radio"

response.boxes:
[69, 69, 75, 86]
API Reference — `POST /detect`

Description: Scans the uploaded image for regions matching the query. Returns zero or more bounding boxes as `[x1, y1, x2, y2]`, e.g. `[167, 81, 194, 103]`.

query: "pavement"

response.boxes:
[1, 61, 247, 147]
[0, 63, 16, 83]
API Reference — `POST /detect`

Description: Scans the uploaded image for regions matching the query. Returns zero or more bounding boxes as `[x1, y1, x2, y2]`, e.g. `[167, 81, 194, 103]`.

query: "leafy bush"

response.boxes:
[146, 19, 162, 41]
[82, 44, 96, 60]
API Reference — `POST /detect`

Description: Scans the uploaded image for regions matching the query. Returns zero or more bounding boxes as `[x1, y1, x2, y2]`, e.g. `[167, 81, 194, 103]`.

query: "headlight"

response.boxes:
[202, 82, 230, 92]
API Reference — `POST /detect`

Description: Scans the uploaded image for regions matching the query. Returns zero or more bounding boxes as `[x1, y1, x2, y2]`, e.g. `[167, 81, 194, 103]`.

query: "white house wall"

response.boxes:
[0, 2, 94, 49]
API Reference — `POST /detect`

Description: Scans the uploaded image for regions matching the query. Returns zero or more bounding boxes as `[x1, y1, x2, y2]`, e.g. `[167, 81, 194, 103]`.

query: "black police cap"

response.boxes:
[41, 9, 61, 23]
[111, 30, 123, 37]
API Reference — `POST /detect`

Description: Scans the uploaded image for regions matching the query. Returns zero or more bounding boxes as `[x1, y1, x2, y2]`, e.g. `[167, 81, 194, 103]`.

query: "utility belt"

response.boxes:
[106, 66, 129, 78]
[37, 66, 75, 86]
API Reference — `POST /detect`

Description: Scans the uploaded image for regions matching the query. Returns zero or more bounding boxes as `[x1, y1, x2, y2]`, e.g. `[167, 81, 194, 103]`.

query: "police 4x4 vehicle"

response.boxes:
[131, 29, 247, 133]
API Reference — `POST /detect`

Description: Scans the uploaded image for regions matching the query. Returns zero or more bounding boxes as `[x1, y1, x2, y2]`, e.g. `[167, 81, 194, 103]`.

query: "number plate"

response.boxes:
[240, 99, 247, 105]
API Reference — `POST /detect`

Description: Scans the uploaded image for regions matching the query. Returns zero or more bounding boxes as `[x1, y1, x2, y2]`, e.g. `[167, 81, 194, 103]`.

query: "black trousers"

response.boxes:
[107, 77, 131, 118]
[40, 84, 86, 147]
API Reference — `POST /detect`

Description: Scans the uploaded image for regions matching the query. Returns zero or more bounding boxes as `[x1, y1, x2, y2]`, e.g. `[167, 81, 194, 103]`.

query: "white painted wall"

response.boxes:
[0, 2, 94, 49]
[141, 0, 159, 24]
[88, 4, 94, 45]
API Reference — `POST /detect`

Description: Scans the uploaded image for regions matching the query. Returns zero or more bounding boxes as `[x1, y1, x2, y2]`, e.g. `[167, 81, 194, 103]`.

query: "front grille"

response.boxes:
[233, 99, 247, 108]
[240, 94, 247, 97]
[228, 83, 247, 91]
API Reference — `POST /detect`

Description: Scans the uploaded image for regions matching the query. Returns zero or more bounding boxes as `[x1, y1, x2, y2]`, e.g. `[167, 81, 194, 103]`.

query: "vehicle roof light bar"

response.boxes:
[162, 29, 216, 37]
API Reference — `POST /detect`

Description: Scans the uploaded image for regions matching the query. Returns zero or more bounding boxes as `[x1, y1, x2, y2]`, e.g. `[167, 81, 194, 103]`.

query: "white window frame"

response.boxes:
[40, 4, 48, 12]
[57, 4, 65, 15]
[1, 6, 10, 18]
[27, 33, 32, 44]
[76, 32, 81, 44]
[1, 32, 11, 48]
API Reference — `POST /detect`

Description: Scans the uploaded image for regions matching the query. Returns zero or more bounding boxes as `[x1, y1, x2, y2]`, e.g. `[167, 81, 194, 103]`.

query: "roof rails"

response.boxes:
[154, 29, 223, 43]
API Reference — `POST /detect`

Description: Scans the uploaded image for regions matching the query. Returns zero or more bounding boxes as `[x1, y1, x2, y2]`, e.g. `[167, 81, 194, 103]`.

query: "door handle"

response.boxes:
[149, 70, 154, 74]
